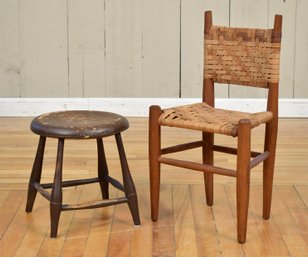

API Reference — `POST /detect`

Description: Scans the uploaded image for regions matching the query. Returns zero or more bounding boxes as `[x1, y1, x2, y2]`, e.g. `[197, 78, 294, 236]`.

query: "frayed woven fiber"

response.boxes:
[158, 102, 273, 137]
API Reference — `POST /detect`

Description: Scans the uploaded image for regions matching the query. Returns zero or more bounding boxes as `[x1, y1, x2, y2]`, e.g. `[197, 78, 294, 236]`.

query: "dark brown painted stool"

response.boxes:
[25, 110, 140, 238]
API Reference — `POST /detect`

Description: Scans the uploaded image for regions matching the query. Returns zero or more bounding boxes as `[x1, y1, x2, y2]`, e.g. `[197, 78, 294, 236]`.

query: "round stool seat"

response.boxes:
[31, 110, 129, 139]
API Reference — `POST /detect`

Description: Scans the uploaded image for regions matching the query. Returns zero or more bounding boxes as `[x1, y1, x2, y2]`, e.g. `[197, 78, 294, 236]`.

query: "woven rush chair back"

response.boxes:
[204, 13, 281, 89]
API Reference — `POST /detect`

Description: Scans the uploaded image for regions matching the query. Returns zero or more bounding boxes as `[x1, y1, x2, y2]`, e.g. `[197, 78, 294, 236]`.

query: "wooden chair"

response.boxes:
[149, 11, 282, 243]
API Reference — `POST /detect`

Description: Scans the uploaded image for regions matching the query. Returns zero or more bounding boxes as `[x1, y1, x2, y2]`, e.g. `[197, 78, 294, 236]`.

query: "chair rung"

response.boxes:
[161, 142, 262, 158]
[213, 145, 261, 157]
[161, 141, 204, 155]
[158, 156, 236, 177]
[250, 151, 270, 169]
[62, 197, 128, 211]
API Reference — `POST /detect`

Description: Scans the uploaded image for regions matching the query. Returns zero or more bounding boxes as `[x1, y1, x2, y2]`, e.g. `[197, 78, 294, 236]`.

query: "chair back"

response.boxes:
[204, 11, 282, 89]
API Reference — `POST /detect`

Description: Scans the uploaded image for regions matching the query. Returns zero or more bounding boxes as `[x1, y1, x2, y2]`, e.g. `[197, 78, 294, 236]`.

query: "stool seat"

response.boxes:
[31, 110, 129, 139]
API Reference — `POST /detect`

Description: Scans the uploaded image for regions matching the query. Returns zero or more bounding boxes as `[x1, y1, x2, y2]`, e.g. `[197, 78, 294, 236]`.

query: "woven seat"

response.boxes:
[149, 11, 282, 243]
[159, 102, 273, 137]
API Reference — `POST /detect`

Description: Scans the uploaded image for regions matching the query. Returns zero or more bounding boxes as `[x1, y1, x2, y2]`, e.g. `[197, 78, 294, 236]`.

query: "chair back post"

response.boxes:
[203, 11, 215, 107]
[272, 15, 283, 43]
[267, 15, 282, 116]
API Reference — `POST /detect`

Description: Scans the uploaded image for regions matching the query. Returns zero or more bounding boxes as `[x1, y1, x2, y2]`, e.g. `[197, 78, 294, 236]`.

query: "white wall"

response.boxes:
[0, 0, 307, 99]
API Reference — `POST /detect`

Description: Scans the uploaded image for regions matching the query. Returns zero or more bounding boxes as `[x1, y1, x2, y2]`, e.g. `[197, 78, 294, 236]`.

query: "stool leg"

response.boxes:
[26, 136, 46, 212]
[115, 133, 141, 226]
[50, 138, 64, 238]
[97, 138, 109, 199]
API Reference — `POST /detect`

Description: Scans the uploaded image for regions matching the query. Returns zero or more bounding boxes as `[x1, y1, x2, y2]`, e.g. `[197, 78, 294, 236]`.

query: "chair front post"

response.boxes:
[236, 119, 251, 243]
[149, 105, 162, 221]
[203, 132, 214, 206]
[202, 77, 215, 206]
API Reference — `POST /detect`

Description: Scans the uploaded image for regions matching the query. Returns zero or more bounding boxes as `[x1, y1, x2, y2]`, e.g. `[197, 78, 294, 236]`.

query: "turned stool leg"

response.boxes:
[50, 138, 64, 238]
[97, 138, 109, 199]
[26, 136, 46, 212]
[115, 133, 141, 226]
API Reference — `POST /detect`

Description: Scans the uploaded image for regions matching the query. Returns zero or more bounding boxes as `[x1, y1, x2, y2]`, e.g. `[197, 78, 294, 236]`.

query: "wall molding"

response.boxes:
[0, 98, 308, 117]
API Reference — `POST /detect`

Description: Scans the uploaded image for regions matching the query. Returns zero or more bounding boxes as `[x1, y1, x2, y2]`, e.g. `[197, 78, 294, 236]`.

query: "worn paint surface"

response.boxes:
[31, 110, 129, 138]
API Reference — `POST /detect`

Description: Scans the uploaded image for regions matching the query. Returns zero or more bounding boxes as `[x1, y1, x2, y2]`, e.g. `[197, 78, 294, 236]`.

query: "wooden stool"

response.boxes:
[25, 110, 141, 238]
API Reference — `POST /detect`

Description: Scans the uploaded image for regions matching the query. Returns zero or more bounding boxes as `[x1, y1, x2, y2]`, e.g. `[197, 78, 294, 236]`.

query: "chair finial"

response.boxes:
[204, 11, 212, 35]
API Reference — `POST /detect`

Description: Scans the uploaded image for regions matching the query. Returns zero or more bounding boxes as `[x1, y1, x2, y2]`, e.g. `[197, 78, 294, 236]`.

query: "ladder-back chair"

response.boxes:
[149, 10, 282, 243]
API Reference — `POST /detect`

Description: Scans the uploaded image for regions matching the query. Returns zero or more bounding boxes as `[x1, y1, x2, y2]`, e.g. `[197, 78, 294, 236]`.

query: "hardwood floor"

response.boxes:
[0, 117, 307, 257]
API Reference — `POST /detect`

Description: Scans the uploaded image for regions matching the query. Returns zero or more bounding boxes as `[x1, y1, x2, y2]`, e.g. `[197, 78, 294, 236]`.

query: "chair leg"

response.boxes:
[115, 133, 141, 226]
[203, 132, 214, 206]
[97, 138, 109, 199]
[236, 120, 251, 243]
[26, 136, 46, 212]
[149, 105, 162, 221]
[50, 138, 64, 238]
[263, 120, 278, 219]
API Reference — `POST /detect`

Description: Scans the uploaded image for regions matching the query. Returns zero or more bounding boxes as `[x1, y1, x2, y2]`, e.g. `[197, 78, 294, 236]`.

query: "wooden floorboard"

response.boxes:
[0, 117, 307, 256]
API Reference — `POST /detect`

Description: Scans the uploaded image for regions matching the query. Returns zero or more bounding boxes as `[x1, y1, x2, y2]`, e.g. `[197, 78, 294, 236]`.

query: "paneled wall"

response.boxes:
[0, 0, 307, 98]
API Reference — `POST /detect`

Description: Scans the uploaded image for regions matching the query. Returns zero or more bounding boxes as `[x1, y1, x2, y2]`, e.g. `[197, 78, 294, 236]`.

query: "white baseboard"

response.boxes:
[0, 98, 308, 117]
